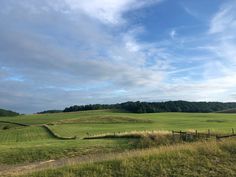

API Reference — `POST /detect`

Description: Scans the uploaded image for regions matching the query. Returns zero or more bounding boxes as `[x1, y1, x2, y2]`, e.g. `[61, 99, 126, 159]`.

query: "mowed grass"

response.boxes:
[0, 122, 21, 130]
[0, 110, 120, 125]
[47, 111, 236, 137]
[0, 121, 135, 165]
[19, 139, 236, 177]
[0, 110, 235, 167]
[1, 110, 235, 137]
[0, 126, 53, 142]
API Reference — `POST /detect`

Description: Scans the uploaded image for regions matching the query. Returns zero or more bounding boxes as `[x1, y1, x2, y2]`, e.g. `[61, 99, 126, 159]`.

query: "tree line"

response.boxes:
[37, 110, 62, 114]
[63, 101, 236, 113]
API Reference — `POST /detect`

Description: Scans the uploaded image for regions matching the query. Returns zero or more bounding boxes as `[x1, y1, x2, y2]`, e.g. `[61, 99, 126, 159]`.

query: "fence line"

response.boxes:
[172, 129, 235, 141]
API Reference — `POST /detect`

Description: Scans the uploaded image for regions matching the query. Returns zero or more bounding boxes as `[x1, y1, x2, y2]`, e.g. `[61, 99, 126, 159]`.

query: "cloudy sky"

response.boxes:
[1, 0, 236, 113]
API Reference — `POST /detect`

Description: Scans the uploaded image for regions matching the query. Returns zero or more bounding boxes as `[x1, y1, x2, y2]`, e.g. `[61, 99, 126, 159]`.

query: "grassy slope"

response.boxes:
[0, 108, 19, 117]
[0, 122, 21, 130]
[48, 111, 236, 137]
[0, 139, 133, 165]
[0, 126, 53, 142]
[20, 139, 236, 177]
[0, 110, 235, 167]
[0, 110, 116, 125]
[1, 110, 236, 133]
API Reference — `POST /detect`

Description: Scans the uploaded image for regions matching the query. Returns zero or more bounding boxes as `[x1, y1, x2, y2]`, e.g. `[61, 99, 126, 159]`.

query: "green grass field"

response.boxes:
[0, 122, 21, 130]
[1, 110, 236, 132]
[0, 110, 235, 176]
[0, 126, 53, 142]
[19, 140, 236, 177]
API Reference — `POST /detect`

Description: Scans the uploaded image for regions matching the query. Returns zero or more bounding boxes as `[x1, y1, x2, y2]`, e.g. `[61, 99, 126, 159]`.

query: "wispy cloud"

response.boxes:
[183, 6, 199, 19]
[209, 1, 236, 34]
[0, 0, 166, 112]
[169, 29, 176, 39]
[0, 0, 236, 113]
[63, 0, 163, 24]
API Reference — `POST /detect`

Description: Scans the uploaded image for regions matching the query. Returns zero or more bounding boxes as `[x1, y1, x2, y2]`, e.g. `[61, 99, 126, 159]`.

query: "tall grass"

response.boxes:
[0, 139, 133, 165]
[18, 139, 236, 177]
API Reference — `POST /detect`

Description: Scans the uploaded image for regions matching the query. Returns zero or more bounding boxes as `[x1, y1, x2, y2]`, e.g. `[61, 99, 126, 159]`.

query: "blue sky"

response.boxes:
[0, 0, 236, 113]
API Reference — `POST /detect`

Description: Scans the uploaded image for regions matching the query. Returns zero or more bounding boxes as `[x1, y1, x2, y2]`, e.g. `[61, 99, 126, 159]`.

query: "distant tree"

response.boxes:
[37, 110, 62, 114]
[62, 101, 236, 114]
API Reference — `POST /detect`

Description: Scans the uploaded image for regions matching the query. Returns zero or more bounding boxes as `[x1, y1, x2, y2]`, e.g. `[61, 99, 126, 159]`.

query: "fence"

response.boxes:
[216, 128, 236, 140]
[172, 129, 235, 141]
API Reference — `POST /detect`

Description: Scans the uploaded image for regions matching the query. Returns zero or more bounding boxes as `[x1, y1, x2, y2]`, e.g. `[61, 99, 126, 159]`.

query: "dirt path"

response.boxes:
[0, 151, 127, 177]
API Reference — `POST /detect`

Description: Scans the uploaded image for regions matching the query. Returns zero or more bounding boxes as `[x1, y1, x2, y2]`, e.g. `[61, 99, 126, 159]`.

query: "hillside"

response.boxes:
[0, 108, 19, 117]
[0, 110, 235, 177]
[18, 140, 236, 177]
[63, 101, 236, 113]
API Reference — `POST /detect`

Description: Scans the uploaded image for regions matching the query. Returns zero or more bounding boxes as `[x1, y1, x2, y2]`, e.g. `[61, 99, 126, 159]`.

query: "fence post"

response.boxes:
[195, 130, 198, 139]
[208, 129, 211, 138]
[172, 130, 175, 142]
[232, 128, 235, 135]
[180, 130, 182, 140]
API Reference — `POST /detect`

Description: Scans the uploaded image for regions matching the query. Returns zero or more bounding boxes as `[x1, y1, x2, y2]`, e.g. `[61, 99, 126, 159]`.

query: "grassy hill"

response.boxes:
[0, 110, 235, 176]
[0, 108, 19, 117]
[19, 140, 236, 177]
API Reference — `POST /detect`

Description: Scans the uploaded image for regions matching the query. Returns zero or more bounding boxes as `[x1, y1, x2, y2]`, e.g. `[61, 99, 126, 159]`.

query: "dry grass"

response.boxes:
[84, 130, 170, 139]
[51, 116, 153, 125]
[16, 138, 236, 177]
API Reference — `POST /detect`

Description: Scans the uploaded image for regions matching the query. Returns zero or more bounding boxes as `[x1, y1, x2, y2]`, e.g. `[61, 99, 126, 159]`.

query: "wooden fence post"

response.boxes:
[232, 128, 235, 135]
[172, 131, 175, 142]
[208, 129, 211, 138]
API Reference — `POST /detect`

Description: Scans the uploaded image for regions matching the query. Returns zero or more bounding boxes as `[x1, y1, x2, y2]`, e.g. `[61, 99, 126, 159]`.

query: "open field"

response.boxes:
[0, 122, 22, 130]
[0, 126, 53, 143]
[0, 110, 236, 176]
[18, 139, 236, 177]
[1, 110, 236, 132]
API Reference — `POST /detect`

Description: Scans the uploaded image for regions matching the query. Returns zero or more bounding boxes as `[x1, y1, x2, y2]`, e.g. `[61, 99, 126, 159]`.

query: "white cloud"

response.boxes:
[209, 1, 236, 34]
[63, 0, 163, 24]
[1, 0, 236, 113]
[183, 6, 199, 19]
[0, 0, 168, 112]
[207, 1, 236, 64]
[169, 29, 176, 39]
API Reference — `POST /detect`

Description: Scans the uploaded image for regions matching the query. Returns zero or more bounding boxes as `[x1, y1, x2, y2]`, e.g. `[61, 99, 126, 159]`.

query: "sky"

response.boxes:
[0, 0, 236, 113]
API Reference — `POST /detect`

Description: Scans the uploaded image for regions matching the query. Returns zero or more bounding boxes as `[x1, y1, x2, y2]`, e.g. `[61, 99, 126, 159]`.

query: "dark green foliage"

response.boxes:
[63, 101, 236, 113]
[37, 110, 62, 114]
[64, 104, 113, 112]
[217, 108, 236, 113]
[0, 108, 19, 117]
